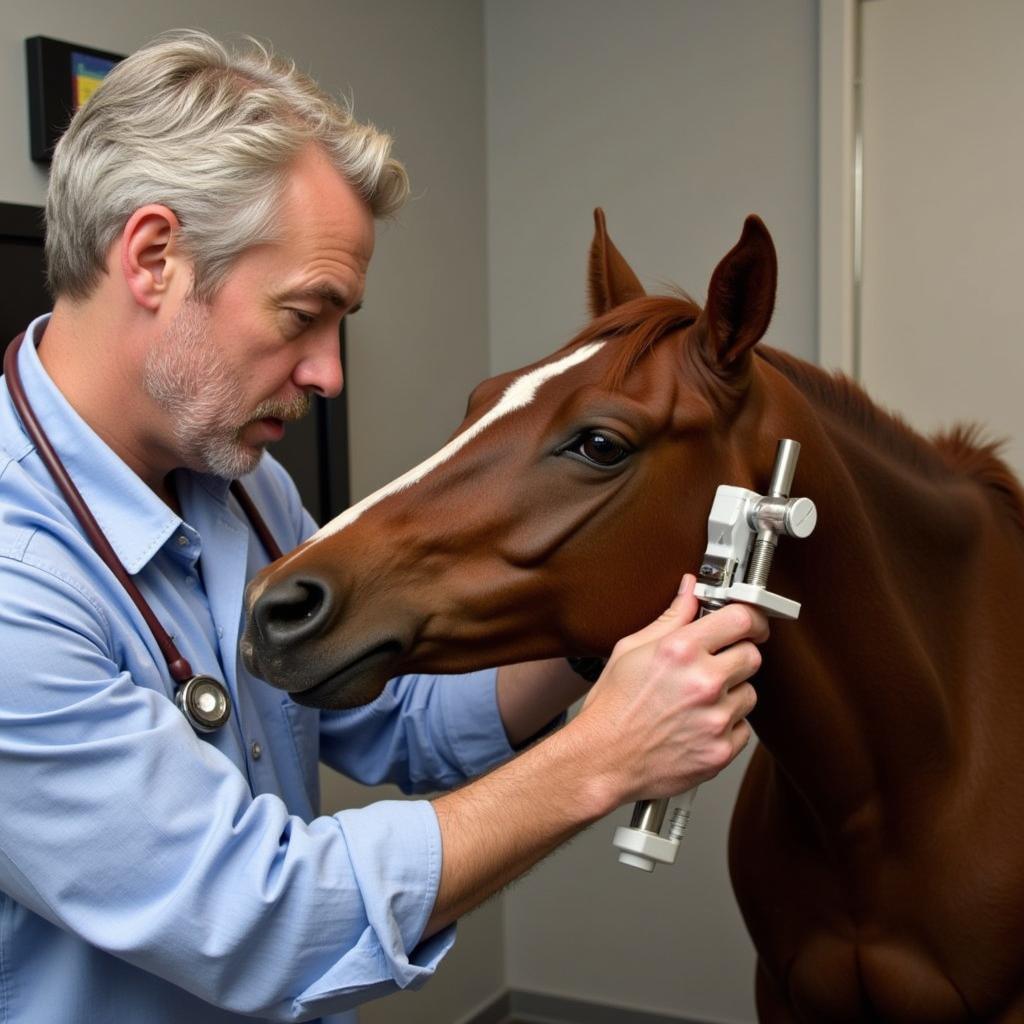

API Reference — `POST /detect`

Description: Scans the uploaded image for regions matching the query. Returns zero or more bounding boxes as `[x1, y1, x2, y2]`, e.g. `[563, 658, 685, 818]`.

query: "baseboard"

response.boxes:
[455, 990, 510, 1024]
[460, 988, 711, 1024]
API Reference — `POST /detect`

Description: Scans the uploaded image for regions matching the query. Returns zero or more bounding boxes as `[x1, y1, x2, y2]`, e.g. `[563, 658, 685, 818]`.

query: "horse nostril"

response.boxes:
[254, 576, 333, 646]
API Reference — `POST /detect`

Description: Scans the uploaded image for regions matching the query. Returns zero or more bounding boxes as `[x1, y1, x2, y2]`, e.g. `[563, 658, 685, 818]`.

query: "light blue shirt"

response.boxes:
[0, 317, 515, 1023]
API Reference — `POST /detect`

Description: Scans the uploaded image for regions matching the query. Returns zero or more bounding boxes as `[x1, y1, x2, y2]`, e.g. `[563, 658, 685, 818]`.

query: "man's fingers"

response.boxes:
[716, 641, 763, 690]
[684, 602, 770, 652]
[730, 716, 754, 756]
[724, 680, 758, 722]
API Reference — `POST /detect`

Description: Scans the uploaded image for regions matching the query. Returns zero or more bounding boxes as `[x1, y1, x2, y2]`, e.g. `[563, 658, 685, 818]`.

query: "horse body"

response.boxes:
[242, 212, 1024, 1022]
[727, 351, 1024, 1020]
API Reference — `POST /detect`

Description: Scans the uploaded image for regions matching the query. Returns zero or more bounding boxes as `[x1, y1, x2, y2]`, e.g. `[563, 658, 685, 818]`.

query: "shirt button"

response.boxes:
[251, 741, 263, 761]
[185, 575, 196, 588]
[176, 535, 189, 547]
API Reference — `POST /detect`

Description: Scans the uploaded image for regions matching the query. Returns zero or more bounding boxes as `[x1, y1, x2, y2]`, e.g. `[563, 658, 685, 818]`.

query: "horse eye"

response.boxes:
[565, 430, 631, 467]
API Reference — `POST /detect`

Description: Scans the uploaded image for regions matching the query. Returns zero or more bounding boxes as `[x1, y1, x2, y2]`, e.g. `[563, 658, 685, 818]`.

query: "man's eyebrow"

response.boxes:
[276, 284, 360, 311]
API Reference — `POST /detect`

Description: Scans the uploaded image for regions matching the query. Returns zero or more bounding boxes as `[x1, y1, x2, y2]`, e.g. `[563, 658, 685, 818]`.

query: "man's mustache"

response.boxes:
[250, 392, 311, 424]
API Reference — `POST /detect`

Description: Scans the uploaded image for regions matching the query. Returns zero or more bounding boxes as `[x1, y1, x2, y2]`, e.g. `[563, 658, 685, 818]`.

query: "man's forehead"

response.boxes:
[275, 211, 375, 292]
[279, 149, 375, 247]
[270, 214, 373, 306]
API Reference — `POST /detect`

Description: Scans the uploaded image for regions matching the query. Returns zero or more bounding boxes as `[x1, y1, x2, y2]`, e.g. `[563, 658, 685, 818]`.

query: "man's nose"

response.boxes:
[294, 329, 344, 398]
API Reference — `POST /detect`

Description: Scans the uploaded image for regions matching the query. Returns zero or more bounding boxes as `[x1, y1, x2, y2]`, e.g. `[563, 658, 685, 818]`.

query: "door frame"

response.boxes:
[817, 0, 861, 377]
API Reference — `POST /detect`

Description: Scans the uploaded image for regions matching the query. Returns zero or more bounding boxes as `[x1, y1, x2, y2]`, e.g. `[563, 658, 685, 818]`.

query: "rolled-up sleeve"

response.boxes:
[0, 554, 451, 1021]
[319, 669, 515, 793]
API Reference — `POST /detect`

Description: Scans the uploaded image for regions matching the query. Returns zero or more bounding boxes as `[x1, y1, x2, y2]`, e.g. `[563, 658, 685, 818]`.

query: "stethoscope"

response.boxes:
[3, 331, 284, 734]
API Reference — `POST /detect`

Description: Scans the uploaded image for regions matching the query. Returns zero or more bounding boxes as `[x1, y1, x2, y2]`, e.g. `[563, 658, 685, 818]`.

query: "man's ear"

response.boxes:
[120, 205, 188, 311]
[697, 215, 777, 369]
[588, 208, 646, 318]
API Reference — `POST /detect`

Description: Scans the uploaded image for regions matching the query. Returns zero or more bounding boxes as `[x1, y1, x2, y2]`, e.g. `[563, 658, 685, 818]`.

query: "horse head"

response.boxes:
[242, 211, 779, 708]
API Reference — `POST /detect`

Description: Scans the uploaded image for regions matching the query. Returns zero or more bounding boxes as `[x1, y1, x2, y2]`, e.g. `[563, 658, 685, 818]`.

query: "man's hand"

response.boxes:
[574, 573, 766, 807]
[425, 573, 767, 937]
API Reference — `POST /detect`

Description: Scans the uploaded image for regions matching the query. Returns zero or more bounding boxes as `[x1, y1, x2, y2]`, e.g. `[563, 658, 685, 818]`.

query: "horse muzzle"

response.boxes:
[241, 572, 409, 708]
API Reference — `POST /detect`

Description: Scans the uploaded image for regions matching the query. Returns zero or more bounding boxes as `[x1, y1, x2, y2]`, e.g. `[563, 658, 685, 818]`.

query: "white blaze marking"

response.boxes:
[312, 340, 606, 541]
[253, 340, 607, 594]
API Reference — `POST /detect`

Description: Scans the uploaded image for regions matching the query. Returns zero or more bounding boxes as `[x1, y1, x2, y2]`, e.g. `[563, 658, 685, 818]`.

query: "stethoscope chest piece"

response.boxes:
[175, 675, 232, 733]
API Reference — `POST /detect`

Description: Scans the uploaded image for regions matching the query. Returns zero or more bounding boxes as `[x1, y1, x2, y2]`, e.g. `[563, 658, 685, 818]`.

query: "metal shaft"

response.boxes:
[746, 440, 801, 588]
[746, 538, 776, 588]
[766, 439, 801, 499]
[630, 798, 667, 833]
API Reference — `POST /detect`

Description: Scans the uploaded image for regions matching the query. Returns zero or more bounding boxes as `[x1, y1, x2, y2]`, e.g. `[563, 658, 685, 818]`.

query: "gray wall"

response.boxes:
[486, 0, 819, 375]
[485, 2, 819, 1021]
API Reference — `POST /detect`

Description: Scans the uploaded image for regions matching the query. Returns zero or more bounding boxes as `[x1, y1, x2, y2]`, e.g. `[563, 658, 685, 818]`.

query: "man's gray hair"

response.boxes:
[45, 30, 409, 301]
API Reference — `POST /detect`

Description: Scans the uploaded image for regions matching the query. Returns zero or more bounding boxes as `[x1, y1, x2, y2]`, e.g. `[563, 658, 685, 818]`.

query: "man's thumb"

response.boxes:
[621, 574, 699, 649]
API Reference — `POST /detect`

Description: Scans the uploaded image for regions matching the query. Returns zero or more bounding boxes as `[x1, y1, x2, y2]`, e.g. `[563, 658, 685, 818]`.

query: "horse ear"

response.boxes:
[699, 215, 777, 369]
[588, 208, 646, 318]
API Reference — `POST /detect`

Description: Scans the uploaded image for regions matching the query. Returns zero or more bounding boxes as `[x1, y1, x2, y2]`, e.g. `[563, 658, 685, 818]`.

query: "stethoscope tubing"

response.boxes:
[3, 330, 283, 730]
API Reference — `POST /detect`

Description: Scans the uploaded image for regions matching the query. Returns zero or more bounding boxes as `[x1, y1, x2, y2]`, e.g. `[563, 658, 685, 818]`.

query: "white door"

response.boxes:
[858, 0, 1024, 476]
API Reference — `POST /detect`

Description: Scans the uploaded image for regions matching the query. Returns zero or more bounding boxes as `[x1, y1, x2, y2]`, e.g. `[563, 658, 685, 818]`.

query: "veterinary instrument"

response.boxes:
[3, 331, 283, 734]
[612, 438, 816, 871]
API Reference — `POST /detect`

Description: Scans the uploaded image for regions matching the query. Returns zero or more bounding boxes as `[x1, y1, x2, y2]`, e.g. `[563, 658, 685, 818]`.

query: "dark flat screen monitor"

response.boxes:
[0, 200, 349, 525]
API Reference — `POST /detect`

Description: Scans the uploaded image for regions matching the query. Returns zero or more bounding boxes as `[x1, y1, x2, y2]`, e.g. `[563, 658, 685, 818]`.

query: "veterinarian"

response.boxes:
[0, 31, 765, 1023]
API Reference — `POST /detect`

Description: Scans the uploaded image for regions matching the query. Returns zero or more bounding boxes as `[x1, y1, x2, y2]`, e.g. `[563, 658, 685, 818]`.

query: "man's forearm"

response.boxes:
[496, 658, 590, 748]
[424, 717, 614, 936]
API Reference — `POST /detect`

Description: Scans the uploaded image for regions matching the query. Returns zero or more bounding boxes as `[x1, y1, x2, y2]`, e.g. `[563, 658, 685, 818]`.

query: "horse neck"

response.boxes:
[731, 350, 1021, 831]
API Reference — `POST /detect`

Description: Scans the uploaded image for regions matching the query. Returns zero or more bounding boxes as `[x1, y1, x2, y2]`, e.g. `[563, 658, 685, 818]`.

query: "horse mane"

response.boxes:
[757, 346, 1024, 533]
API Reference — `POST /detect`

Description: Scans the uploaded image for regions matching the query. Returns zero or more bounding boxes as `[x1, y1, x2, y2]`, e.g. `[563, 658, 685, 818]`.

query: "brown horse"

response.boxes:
[242, 212, 1024, 1022]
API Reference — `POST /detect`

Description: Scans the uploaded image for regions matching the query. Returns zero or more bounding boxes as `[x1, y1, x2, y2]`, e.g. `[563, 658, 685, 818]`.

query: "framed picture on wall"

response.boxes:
[25, 36, 124, 163]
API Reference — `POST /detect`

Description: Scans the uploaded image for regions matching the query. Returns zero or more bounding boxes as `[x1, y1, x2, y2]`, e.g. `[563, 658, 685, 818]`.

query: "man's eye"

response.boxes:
[560, 430, 632, 468]
[290, 309, 316, 327]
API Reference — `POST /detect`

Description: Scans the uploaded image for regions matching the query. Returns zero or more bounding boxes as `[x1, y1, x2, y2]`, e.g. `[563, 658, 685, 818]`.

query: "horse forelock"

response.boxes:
[758, 347, 1024, 533]
[560, 293, 702, 391]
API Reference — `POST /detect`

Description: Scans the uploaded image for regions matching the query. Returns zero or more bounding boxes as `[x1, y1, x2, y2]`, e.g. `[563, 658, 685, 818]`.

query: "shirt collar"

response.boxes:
[12, 315, 194, 574]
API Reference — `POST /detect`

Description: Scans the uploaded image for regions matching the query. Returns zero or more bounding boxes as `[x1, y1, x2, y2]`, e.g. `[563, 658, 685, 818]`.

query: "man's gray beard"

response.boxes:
[142, 301, 310, 479]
